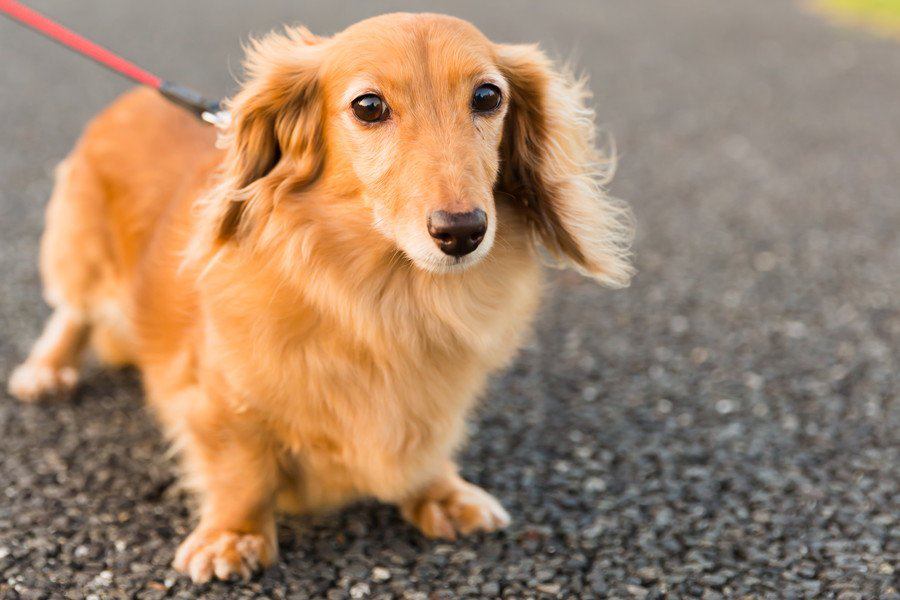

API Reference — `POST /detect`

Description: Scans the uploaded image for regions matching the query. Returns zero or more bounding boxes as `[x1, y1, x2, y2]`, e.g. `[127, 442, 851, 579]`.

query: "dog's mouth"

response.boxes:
[410, 251, 488, 274]
[372, 205, 497, 275]
[402, 223, 496, 275]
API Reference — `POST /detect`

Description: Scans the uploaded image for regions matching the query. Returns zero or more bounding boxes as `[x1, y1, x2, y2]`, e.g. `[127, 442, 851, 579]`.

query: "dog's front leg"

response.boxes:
[170, 392, 279, 583]
[399, 462, 510, 540]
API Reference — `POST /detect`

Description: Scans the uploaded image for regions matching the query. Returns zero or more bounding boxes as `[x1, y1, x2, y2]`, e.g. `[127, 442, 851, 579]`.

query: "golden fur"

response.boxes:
[8, 13, 633, 582]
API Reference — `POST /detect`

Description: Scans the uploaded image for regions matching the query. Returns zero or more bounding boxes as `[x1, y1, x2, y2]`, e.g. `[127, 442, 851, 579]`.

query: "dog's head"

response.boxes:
[212, 13, 633, 286]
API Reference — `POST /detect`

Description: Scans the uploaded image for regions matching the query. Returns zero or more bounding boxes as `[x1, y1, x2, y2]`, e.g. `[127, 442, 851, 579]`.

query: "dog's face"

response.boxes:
[324, 16, 507, 272]
[213, 14, 634, 287]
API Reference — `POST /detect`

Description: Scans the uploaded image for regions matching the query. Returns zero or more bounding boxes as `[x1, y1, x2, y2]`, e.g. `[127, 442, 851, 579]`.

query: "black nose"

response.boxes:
[427, 209, 487, 257]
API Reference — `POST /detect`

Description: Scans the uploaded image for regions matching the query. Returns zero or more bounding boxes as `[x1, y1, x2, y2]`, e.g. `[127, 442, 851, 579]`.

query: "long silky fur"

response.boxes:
[13, 14, 634, 583]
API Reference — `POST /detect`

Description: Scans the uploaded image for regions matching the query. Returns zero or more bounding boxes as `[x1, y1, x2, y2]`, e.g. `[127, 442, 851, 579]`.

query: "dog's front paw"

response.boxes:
[173, 528, 276, 583]
[401, 478, 511, 540]
[7, 361, 78, 402]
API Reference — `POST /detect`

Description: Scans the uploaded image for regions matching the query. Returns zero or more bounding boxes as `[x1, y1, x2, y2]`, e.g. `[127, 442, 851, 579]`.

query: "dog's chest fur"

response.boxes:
[197, 234, 542, 506]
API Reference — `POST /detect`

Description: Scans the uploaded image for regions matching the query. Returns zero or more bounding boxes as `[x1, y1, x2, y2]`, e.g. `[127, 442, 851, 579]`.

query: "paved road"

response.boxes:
[1, 1, 898, 598]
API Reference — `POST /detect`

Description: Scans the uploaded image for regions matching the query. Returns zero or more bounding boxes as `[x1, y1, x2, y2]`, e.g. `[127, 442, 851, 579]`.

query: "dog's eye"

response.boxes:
[472, 84, 502, 113]
[351, 94, 389, 123]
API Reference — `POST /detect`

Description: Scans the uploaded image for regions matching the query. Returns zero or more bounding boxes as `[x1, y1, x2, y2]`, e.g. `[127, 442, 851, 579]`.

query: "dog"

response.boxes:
[7, 13, 633, 582]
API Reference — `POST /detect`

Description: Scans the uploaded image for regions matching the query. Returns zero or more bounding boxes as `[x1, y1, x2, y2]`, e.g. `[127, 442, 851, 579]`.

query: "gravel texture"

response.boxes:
[1, 1, 899, 598]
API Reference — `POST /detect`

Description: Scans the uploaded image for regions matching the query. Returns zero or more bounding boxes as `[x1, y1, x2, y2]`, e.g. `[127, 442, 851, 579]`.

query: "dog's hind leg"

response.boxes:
[8, 307, 87, 402]
[7, 157, 114, 402]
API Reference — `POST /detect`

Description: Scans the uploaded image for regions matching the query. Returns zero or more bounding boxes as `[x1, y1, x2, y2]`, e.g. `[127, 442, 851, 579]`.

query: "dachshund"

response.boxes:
[7, 13, 634, 582]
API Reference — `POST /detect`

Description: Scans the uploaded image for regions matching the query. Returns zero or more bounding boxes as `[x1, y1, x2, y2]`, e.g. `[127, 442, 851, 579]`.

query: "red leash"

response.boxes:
[0, 0, 223, 122]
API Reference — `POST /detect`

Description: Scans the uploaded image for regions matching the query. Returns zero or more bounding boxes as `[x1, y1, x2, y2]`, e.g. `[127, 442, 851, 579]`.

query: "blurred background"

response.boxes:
[1, 1, 898, 598]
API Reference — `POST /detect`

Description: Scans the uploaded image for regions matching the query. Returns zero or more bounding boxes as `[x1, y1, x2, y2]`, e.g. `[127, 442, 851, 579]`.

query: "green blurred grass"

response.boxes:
[812, 0, 900, 36]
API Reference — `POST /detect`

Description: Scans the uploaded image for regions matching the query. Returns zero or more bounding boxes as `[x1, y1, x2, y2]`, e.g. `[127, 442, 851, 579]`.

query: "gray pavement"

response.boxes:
[1, 1, 899, 598]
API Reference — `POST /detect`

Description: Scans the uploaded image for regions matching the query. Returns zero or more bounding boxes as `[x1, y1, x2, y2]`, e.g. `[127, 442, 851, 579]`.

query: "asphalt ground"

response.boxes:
[1, 1, 898, 598]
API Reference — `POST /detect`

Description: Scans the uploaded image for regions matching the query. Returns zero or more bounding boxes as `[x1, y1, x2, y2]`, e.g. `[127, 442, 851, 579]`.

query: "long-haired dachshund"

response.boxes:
[8, 13, 634, 582]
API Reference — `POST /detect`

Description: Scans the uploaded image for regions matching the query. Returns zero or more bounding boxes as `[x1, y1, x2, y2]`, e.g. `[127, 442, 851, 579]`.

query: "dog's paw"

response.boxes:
[402, 480, 511, 540]
[7, 361, 78, 402]
[173, 528, 276, 584]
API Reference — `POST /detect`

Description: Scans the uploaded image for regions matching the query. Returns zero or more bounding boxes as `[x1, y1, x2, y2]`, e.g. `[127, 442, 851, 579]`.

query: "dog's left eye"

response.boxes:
[472, 84, 502, 113]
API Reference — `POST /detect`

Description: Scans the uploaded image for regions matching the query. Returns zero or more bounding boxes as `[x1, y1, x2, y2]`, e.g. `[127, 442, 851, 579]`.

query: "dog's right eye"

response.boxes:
[472, 84, 502, 113]
[351, 94, 389, 123]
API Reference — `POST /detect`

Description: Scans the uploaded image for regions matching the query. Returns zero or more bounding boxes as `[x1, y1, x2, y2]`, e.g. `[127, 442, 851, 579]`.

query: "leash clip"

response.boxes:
[159, 80, 224, 125]
[201, 110, 231, 128]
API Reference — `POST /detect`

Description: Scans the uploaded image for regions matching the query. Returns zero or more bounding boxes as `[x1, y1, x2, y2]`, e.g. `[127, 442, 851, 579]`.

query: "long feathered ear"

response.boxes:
[215, 26, 326, 242]
[495, 44, 634, 287]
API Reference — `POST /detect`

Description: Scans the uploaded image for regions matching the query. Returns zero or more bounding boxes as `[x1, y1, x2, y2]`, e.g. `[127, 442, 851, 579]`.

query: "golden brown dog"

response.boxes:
[7, 13, 633, 582]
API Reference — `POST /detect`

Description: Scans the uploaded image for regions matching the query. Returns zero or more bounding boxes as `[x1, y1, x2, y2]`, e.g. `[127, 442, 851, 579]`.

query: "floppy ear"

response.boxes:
[215, 26, 326, 242]
[495, 44, 634, 287]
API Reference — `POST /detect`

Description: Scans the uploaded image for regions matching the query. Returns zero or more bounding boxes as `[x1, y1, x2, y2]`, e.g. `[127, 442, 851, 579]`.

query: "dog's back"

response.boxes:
[64, 88, 218, 279]
[17, 88, 218, 382]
